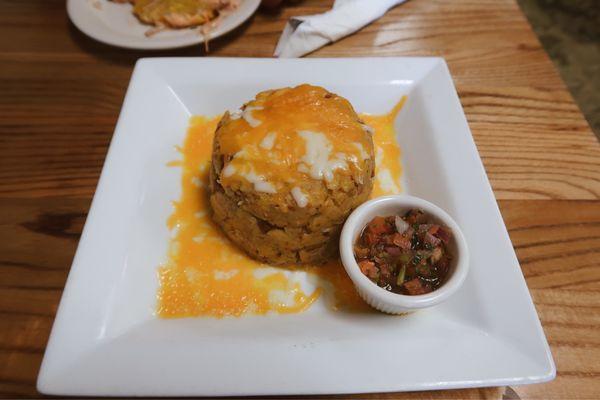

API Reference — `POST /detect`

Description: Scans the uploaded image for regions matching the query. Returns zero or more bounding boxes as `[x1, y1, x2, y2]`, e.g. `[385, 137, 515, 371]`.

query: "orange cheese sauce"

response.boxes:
[157, 97, 406, 318]
[364, 97, 406, 197]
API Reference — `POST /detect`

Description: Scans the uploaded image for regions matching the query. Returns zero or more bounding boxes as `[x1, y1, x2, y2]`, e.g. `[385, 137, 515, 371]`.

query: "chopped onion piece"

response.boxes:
[395, 215, 409, 233]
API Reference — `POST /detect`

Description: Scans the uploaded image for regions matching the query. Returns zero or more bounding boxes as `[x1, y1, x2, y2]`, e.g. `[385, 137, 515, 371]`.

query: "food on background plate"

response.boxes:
[354, 209, 453, 295]
[210, 84, 376, 265]
[111, 0, 238, 29]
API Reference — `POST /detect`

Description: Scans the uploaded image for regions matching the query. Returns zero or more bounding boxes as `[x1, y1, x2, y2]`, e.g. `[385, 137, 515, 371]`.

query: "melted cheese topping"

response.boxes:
[217, 85, 373, 194]
[157, 96, 406, 318]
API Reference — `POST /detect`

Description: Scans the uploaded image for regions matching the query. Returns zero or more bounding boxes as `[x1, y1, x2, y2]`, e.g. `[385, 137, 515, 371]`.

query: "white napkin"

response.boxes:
[274, 0, 406, 58]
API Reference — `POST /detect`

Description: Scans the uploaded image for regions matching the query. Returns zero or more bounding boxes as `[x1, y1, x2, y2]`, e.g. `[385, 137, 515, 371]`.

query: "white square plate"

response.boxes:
[38, 58, 555, 396]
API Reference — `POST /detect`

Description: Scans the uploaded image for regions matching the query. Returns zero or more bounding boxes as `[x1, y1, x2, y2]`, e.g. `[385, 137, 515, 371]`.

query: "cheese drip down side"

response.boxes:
[157, 96, 406, 318]
[360, 96, 406, 197]
[216, 85, 375, 201]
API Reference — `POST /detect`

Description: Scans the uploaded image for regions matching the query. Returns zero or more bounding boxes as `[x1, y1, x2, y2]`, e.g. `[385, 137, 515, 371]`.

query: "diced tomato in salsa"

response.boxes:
[391, 233, 412, 250]
[363, 216, 393, 245]
[403, 278, 429, 295]
[358, 260, 379, 280]
[434, 227, 451, 244]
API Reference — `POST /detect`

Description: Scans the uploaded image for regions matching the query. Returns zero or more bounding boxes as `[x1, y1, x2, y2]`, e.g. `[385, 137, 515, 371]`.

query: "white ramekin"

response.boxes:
[339, 195, 469, 314]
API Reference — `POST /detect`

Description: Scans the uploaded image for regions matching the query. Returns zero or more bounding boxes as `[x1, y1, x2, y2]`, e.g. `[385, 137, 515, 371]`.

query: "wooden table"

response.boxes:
[1, 0, 599, 398]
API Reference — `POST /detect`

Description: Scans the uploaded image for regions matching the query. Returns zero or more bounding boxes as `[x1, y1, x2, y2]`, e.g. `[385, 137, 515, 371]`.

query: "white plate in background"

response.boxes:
[67, 0, 260, 50]
[37, 57, 555, 396]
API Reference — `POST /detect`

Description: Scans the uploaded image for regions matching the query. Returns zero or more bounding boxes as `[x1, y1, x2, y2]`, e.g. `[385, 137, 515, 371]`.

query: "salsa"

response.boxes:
[353, 209, 452, 295]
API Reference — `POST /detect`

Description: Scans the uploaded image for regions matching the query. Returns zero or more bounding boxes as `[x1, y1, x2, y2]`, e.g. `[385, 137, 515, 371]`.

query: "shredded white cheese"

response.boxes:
[259, 132, 277, 150]
[375, 146, 384, 165]
[191, 177, 203, 187]
[222, 164, 236, 177]
[214, 270, 238, 280]
[353, 143, 370, 160]
[242, 106, 262, 128]
[254, 181, 277, 193]
[192, 233, 206, 243]
[253, 267, 280, 279]
[233, 148, 248, 159]
[377, 169, 400, 193]
[185, 268, 201, 282]
[291, 187, 309, 208]
[241, 169, 277, 194]
[298, 130, 348, 182]
[229, 109, 242, 120]
[269, 289, 296, 307]
[297, 163, 309, 174]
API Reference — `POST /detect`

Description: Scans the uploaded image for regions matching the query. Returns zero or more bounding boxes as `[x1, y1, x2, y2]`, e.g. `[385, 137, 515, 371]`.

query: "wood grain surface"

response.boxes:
[0, 0, 599, 398]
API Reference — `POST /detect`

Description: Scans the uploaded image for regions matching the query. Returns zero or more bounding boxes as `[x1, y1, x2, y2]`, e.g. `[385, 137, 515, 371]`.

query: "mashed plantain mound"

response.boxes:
[210, 84, 375, 265]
